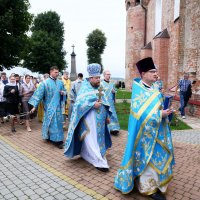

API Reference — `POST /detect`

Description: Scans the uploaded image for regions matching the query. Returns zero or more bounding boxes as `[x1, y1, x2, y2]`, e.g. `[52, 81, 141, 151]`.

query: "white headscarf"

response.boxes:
[6, 78, 16, 86]
[0, 80, 6, 102]
[0, 81, 5, 99]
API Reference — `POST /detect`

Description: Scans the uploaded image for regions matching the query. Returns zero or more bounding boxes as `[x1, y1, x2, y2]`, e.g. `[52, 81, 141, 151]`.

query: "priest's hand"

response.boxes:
[106, 118, 110, 124]
[162, 109, 172, 118]
[112, 89, 115, 93]
[94, 100, 102, 109]
[30, 107, 36, 114]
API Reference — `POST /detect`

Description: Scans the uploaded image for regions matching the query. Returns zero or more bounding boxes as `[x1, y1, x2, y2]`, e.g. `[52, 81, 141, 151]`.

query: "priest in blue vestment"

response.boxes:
[29, 66, 67, 149]
[101, 70, 120, 135]
[68, 73, 83, 121]
[114, 57, 175, 200]
[64, 63, 112, 172]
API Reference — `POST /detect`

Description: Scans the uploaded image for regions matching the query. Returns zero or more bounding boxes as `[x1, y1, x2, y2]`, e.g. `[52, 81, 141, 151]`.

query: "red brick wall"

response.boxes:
[182, 0, 200, 75]
[125, 0, 200, 110]
[161, 0, 180, 89]
[153, 37, 169, 89]
[146, 0, 155, 44]
[125, 3, 145, 90]
[140, 49, 152, 59]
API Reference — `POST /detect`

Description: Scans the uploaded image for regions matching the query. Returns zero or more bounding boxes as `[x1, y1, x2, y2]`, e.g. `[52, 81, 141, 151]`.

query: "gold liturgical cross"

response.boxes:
[97, 86, 104, 101]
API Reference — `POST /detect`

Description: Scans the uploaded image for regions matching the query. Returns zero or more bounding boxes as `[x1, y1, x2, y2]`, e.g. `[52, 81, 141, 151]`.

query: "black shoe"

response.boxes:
[54, 141, 64, 149]
[57, 143, 64, 149]
[150, 192, 166, 200]
[11, 128, 16, 132]
[95, 167, 109, 172]
[110, 130, 119, 136]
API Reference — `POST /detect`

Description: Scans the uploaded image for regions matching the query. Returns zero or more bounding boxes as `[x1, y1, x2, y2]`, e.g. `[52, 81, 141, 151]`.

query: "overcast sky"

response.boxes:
[28, 0, 126, 78]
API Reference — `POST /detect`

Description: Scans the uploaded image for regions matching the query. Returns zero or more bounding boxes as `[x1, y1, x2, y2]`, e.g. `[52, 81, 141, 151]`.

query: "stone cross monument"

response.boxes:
[70, 44, 77, 81]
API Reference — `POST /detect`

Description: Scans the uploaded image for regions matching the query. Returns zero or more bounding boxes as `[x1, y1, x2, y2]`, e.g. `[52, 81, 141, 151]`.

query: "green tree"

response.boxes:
[23, 11, 66, 74]
[86, 29, 107, 72]
[0, 0, 32, 70]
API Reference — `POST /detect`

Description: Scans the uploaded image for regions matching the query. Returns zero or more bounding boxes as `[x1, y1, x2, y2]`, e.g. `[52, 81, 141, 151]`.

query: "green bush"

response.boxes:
[115, 103, 192, 131]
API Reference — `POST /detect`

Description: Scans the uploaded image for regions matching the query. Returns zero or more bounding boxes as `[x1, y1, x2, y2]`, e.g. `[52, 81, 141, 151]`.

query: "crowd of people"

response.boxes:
[0, 58, 195, 200]
[0, 70, 87, 134]
[0, 73, 38, 132]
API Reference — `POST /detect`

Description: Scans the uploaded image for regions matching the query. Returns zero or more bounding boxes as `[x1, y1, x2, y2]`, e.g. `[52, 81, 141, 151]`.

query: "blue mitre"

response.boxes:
[87, 63, 101, 77]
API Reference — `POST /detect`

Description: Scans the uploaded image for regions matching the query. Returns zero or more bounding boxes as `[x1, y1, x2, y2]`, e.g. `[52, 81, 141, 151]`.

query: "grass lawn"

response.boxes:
[170, 116, 192, 130]
[115, 102, 192, 131]
[115, 102, 130, 130]
[116, 89, 132, 99]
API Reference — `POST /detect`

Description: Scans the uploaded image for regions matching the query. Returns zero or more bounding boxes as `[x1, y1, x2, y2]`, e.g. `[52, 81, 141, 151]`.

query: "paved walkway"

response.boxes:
[0, 139, 94, 200]
[172, 129, 200, 145]
[179, 115, 200, 129]
[0, 119, 200, 200]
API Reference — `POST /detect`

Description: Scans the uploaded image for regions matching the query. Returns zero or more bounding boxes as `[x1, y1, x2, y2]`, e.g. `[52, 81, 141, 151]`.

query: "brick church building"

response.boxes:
[125, 0, 200, 116]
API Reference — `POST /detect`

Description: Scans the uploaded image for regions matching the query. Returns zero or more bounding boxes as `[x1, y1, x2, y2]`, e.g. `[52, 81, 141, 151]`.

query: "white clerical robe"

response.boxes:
[80, 110, 109, 168]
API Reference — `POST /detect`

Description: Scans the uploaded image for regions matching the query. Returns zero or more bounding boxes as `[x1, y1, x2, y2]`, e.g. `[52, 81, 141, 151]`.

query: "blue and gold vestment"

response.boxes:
[29, 78, 66, 142]
[114, 79, 175, 194]
[64, 79, 112, 158]
[101, 80, 120, 132]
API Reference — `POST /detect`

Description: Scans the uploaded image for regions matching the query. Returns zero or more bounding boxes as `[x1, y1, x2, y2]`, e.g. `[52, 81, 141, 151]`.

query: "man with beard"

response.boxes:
[64, 63, 112, 172]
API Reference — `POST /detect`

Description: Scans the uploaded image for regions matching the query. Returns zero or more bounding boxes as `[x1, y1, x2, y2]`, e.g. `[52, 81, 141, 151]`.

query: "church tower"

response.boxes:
[125, 0, 146, 90]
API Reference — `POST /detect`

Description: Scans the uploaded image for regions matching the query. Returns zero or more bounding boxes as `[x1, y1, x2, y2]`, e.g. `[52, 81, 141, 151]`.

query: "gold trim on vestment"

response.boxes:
[140, 188, 158, 196]
[139, 175, 173, 196]
[136, 92, 160, 120]
[130, 109, 138, 119]
[119, 157, 133, 170]
[114, 174, 173, 195]
[159, 175, 173, 187]
[140, 111, 162, 176]
[130, 81, 160, 120]
[148, 138, 173, 174]
[133, 101, 161, 156]
[148, 162, 161, 174]
[156, 139, 170, 153]
[148, 154, 172, 175]
[120, 101, 161, 170]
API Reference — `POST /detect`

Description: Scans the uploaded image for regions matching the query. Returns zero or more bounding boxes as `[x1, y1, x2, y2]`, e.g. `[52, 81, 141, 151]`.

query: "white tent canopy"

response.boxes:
[3, 66, 39, 78]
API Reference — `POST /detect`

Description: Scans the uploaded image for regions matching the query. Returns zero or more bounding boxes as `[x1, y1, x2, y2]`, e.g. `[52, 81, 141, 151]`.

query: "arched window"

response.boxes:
[135, 0, 140, 6]
[155, 0, 162, 35]
[126, 1, 131, 10]
[174, 0, 180, 21]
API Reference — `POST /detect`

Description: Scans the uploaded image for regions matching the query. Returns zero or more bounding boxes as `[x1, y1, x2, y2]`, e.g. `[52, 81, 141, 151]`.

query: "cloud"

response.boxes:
[28, 0, 126, 78]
